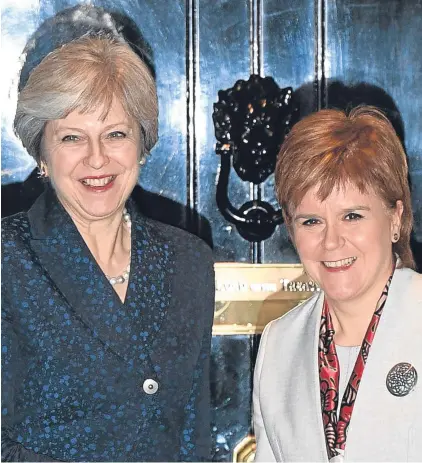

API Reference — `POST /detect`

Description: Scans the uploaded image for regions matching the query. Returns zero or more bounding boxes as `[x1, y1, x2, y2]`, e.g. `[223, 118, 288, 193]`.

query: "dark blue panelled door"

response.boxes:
[2, 1, 421, 460]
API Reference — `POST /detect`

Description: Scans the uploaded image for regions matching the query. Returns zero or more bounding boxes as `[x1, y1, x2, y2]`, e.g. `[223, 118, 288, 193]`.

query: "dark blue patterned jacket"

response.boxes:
[1, 188, 215, 462]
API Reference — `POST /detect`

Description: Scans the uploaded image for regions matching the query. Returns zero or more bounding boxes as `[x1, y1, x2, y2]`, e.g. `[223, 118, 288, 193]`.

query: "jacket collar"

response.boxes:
[267, 290, 329, 461]
[28, 187, 173, 369]
[303, 290, 329, 461]
[344, 267, 421, 460]
[28, 185, 80, 240]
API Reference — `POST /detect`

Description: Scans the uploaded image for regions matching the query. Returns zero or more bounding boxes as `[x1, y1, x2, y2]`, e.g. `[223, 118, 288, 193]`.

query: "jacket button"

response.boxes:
[143, 378, 159, 395]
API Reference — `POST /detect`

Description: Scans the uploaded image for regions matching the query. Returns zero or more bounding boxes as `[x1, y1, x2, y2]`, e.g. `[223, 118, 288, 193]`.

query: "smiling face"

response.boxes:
[42, 98, 141, 223]
[291, 183, 403, 308]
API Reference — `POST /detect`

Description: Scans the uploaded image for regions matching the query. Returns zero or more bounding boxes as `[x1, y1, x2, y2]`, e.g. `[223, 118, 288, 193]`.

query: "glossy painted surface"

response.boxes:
[2, 1, 422, 461]
[210, 335, 258, 461]
[261, 0, 316, 263]
[197, 0, 252, 261]
[325, 0, 422, 254]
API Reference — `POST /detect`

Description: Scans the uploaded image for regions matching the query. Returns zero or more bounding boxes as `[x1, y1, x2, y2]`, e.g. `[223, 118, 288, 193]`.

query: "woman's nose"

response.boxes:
[322, 223, 344, 250]
[84, 140, 109, 169]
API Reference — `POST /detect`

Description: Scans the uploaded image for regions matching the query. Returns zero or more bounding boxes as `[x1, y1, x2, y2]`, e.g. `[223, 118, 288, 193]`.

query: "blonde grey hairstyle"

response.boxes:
[14, 34, 158, 163]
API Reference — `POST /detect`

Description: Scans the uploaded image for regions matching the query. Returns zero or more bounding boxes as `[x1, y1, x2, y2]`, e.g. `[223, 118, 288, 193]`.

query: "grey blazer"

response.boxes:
[253, 267, 422, 462]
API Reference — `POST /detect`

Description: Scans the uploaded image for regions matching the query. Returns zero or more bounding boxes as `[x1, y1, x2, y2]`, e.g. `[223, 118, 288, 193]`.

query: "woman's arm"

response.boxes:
[178, 321, 213, 462]
[1, 309, 60, 462]
[178, 257, 214, 462]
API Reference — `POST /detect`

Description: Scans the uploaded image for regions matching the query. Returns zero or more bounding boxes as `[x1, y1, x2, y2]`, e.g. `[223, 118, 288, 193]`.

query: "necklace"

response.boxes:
[107, 208, 132, 286]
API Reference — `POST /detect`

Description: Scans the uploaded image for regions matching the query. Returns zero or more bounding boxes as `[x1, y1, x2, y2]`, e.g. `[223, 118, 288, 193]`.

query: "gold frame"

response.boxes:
[232, 434, 256, 462]
[213, 263, 318, 335]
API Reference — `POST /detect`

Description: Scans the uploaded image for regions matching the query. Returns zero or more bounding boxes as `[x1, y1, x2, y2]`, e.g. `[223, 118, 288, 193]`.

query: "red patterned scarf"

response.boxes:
[318, 273, 393, 460]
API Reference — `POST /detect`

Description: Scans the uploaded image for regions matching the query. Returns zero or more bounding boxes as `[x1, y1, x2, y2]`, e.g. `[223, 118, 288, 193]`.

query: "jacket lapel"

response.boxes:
[269, 291, 329, 461]
[299, 291, 329, 461]
[344, 269, 422, 461]
[123, 204, 175, 364]
[28, 189, 172, 367]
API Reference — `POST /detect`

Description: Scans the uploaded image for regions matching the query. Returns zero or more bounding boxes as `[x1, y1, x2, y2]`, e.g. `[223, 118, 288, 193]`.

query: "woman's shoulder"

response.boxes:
[264, 291, 322, 336]
[393, 266, 422, 287]
[134, 214, 215, 300]
[392, 266, 422, 302]
[2, 213, 34, 283]
[135, 213, 213, 262]
[2, 212, 31, 243]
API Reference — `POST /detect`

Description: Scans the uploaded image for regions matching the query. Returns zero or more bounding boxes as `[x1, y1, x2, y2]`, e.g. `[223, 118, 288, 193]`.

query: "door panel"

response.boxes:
[261, 0, 316, 263]
[197, 0, 252, 262]
[2, 1, 421, 461]
[326, 0, 422, 245]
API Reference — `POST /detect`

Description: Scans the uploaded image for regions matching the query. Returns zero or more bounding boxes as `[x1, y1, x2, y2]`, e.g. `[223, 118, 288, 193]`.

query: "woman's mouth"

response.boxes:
[322, 257, 357, 272]
[80, 175, 116, 191]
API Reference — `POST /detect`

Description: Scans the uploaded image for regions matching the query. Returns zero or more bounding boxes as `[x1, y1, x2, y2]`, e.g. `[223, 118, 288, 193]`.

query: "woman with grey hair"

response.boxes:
[2, 31, 214, 463]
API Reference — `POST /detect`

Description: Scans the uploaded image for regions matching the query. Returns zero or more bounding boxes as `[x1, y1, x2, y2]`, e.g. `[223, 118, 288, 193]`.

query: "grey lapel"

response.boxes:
[262, 291, 329, 461]
[345, 268, 422, 461]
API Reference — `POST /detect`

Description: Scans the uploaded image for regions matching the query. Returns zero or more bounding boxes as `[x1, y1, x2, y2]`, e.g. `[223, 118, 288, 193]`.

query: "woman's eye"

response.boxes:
[302, 218, 320, 226]
[108, 131, 126, 139]
[62, 135, 79, 142]
[345, 212, 363, 221]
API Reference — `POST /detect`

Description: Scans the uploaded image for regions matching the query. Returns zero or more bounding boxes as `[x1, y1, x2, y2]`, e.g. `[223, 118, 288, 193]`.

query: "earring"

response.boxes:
[37, 163, 48, 178]
[139, 158, 146, 166]
[393, 233, 399, 242]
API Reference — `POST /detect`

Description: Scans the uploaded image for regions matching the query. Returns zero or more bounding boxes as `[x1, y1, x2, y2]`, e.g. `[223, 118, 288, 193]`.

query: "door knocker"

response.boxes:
[213, 74, 298, 242]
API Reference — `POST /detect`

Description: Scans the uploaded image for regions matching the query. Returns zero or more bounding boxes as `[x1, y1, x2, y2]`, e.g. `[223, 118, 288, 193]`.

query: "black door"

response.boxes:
[2, 1, 421, 460]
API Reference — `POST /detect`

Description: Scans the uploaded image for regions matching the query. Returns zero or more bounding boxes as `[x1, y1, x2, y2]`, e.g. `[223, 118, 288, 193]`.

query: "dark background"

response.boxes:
[2, 1, 421, 460]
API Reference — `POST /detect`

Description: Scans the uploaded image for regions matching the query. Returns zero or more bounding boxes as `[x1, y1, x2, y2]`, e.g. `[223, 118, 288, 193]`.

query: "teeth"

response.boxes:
[82, 176, 114, 187]
[323, 257, 356, 268]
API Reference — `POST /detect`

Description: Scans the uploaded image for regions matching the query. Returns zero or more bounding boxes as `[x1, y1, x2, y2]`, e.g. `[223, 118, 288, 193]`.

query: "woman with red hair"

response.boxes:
[253, 106, 421, 462]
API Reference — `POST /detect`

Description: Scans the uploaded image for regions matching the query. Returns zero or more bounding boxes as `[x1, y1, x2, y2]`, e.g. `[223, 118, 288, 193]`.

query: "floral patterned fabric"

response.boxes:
[1, 187, 215, 462]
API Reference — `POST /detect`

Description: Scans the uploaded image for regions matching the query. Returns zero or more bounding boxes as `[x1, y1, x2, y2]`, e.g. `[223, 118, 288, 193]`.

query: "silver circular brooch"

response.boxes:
[386, 362, 418, 397]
